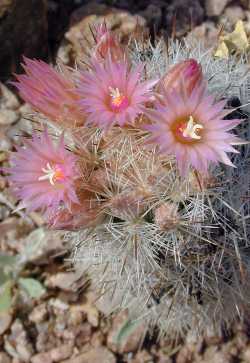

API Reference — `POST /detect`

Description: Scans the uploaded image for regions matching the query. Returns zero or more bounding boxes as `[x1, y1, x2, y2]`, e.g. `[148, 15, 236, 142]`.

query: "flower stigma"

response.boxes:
[181, 116, 203, 140]
[38, 162, 65, 185]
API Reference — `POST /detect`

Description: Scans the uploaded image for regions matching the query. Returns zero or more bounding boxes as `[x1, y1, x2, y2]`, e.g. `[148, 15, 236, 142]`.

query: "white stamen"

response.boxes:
[182, 115, 203, 140]
[38, 162, 56, 185]
[109, 87, 121, 99]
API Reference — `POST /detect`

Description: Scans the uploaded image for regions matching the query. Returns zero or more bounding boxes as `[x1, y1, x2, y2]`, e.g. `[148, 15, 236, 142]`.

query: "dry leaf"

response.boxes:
[214, 40, 229, 59]
[215, 20, 249, 58]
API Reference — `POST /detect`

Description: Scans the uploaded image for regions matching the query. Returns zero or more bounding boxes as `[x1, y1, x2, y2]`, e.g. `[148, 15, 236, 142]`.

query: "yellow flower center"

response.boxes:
[109, 87, 128, 111]
[38, 162, 65, 185]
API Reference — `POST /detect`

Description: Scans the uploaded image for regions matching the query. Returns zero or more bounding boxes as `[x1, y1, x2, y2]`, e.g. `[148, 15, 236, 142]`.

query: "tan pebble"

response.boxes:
[0, 312, 12, 335]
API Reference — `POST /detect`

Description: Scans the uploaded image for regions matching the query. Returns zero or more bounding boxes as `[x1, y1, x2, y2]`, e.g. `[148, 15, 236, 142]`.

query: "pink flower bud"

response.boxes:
[107, 190, 146, 220]
[159, 59, 203, 95]
[154, 203, 179, 231]
[92, 22, 125, 62]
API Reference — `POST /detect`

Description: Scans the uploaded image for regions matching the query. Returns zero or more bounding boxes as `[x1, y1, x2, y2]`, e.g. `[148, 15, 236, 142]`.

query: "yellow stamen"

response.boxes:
[182, 116, 203, 140]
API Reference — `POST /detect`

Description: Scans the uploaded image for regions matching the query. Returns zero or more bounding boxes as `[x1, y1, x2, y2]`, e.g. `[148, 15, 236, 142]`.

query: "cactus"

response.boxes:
[4, 24, 250, 341]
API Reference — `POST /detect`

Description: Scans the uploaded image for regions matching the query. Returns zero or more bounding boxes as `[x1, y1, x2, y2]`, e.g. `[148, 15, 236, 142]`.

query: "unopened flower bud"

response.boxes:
[159, 59, 203, 95]
[154, 202, 179, 231]
[107, 190, 146, 220]
[92, 22, 125, 62]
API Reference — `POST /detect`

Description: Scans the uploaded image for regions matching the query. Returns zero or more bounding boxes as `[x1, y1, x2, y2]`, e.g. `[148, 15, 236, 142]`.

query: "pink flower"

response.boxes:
[13, 57, 85, 127]
[77, 58, 156, 128]
[7, 129, 79, 216]
[145, 81, 243, 176]
[159, 59, 202, 96]
[92, 22, 125, 62]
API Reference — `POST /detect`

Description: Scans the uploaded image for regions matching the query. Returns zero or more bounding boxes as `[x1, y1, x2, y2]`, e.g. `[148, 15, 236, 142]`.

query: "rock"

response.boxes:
[29, 212, 45, 227]
[18, 228, 64, 264]
[221, 341, 238, 358]
[75, 322, 92, 347]
[68, 306, 85, 326]
[0, 0, 48, 81]
[223, 6, 245, 25]
[0, 217, 33, 249]
[130, 350, 153, 363]
[187, 21, 218, 48]
[0, 312, 12, 335]
[49, 298, 69, 311]
[0, 134, 11, 151]
[56, 40, 72, 65]
[234, 330, 248, 351]
[29, 303, 48, 324]
[35, 321, 57, 353]
[31, 352, 52, 363]
[17, 104, 35, 135]
[61, 347, 116, 363]
[0, 211, 9, 229]
[0, 217, 17, 238]
[90, 331, 104, 348]
[45, 272, 79, 292]
[0, 352, 11, 363]
[5, 124, 23, 145]
[0, 175, 7, 190]
[107, 310, 145, 354]
[165, 0, 204, 37]
[239, 0, 250, 9]
[118, 12, 145, 37]
[157, 351, 172, 363]
[205, 0, 229, 17]
[0, 83, 20, 110]
[65, 3, 146, 63]
[70, 293, 99, 327]
[0, 109, 19, 125]
[242, 344, 250, 362]
[245, 10, 250, 22]
[0, 151, 7, 163]
[201, 346, 234, 363]
[140, 4, 162, 32]
[4, 319, 34, 361]
[19, 103, 33, 115]
[176, 346, 194, 363]
[49, 343, 73, 361]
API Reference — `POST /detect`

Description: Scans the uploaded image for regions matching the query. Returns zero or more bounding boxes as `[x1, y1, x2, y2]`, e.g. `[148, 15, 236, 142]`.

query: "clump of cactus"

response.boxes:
[3, 22, 250, 340]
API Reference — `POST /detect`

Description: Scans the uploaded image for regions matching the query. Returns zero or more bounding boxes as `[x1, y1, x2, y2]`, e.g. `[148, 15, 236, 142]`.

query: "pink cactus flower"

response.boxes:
[13, 57, 85, 126]
[7, 129, 79, 216]
[77, 58, 157, 129]
[159, 59, 202, 96]
[92, 22, 125, 62]
[145, 81, 244, 176]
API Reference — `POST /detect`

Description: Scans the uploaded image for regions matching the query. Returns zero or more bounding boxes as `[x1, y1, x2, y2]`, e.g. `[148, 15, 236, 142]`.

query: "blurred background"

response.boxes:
[1, 0, 249, 81]
[0, 1, 250, 363]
